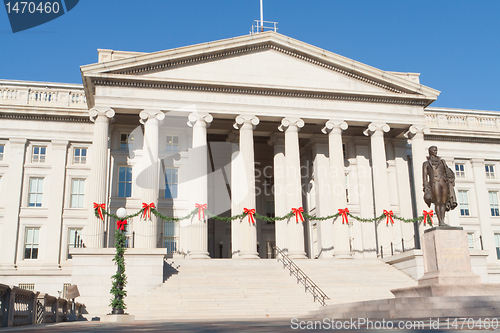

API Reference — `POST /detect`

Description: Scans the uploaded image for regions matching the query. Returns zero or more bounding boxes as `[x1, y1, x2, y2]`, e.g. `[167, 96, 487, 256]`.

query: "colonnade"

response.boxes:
[87, 107, 426, 259]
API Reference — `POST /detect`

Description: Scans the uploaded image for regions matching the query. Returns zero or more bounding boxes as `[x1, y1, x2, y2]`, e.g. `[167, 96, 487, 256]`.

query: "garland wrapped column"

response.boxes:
[364, 122, 392, 253]
[110, 220, 127, 314]
[186, 112, 212, 259]
[323, 120, 351, 258]
[234, 115, 260, 259]
[87, 108, 114, 248]
[136, 110, 164, 248]
[279, 117, 307, 259]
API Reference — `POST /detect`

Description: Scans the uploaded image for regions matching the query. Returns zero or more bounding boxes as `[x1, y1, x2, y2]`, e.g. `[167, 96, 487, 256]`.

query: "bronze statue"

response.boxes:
[422, 146, 458, 226]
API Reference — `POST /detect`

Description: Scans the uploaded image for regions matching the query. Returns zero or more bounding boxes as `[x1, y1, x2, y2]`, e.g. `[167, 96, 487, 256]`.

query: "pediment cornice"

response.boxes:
[81, 32, 440, 108]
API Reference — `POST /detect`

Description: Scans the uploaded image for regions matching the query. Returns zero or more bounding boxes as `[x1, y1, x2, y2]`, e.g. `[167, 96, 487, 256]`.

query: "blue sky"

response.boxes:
[1, 0, 499, 111]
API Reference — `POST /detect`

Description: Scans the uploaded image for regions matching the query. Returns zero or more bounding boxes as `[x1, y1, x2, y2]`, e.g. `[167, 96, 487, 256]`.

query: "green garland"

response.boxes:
[95, 205, 432, 226]
[110, 227, 127, 312]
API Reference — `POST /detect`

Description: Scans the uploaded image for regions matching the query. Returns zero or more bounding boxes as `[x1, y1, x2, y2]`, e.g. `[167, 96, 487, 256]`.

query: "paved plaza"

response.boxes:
[1, 318, 498, 333]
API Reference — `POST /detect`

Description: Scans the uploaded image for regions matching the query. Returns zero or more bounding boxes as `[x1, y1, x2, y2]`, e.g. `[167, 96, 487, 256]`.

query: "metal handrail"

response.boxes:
[273, 246, 330, 306]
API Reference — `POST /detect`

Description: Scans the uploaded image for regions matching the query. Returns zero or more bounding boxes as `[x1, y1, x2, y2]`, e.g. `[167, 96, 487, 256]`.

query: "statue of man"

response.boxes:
[422, 146, 458, 226]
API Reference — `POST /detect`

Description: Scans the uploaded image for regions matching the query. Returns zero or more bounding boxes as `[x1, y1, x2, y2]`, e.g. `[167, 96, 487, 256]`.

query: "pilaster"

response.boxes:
[0, 138, 27, 269]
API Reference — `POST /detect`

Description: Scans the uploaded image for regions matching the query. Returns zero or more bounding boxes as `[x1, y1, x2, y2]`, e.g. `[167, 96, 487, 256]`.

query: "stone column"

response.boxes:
[186, 112, 213, 259]
[233, 115, 259, 259]
[135, 110, 165, 248]
[87, 108, 115, 248]
[363, 122, 392, 253]
[227, 131, 241, 258]
[311, 140, 333, 258]
[0, 138, 26, 269]
[471, 158, 496, 263]
[43, 140, 68, 269]
[322, 120, 351, 258]
[268, 134, 287, 253]
[404, 125, 428, 218]
[279, 117, 307, 259]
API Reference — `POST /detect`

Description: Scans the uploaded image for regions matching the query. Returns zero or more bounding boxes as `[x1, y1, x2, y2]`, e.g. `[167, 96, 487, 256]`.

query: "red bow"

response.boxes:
[93, 203, 105, 221]
[116, 220, 127, 231]
[195, 203, 207, 220]
[338, 208, 349, 224]
[423, 210, 434, 226]
[384, 210, 394, 225]
[292, 207, 304, 223]
[244, 208, 256, 224]
[142, 203, 155, 219]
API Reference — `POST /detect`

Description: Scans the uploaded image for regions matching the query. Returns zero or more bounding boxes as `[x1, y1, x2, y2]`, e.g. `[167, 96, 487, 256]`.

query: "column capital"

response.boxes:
[321, 120, 348, 134]
[89, 107, 115, 123]
[139, 110, 165, 125]
[268, 133, 285, 147]
[363, 122, 390, 137]
[278, 117, 304, 132]
[471, 158, 485, 167]
[233, 115, 259, 130]
[404, 124, 430, 139]
[8, 138, 27, 149]
[187, 112, 213, 128]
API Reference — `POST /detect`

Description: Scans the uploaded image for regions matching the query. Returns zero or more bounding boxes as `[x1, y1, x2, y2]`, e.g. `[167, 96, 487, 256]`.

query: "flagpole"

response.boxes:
[260, 0, 264, 32]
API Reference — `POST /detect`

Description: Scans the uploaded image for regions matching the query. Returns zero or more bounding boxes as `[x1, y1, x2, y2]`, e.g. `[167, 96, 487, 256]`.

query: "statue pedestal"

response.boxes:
[391, 227, 500, 297]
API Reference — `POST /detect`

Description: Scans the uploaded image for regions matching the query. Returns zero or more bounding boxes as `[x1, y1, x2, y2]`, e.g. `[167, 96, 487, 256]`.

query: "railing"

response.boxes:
[250, 20, 278, 34]
[424, 108, 500, 133]
[274, 246, 329, 306]
[0, 283, 84, 327]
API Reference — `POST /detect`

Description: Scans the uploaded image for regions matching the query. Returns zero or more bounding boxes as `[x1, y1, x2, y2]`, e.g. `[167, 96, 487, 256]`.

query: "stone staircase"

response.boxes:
[126, 258, 417, 320]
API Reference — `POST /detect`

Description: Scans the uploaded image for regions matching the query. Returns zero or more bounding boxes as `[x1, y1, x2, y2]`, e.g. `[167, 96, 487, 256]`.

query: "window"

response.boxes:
[467, 233, 475, 250]
[490, 192, 499, 217]
[486, 164, 496, 179]
[24, 227, 40, 259]
[28, 177, 44, 207]
[0, 144, 4, 161]
[166, 136, 179, 153]
[74, 148, 87, 164]
[118, 166, 132, 198]
[165, 168, 178, 199]
[120, 133, 133, 151]
[70, 179, 85, 208]
[455, 163, 465, 178]
[495, 234, 500, 260]
[458, 190, 470, 216]
[163, 220, 178, 253]
[67, 228, 82, 259]
[32, 146, 46, 163]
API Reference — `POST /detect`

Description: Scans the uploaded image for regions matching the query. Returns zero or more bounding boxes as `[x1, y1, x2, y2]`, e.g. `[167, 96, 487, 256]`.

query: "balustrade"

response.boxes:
[0, 283, 84, 327]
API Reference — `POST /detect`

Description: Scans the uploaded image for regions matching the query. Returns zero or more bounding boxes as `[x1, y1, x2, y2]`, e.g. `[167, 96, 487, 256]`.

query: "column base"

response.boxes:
[288, 251, 308, 259]
[333, 251, 353, 259]
[188, 252, 211, 259]
[238, 252, 260, 259]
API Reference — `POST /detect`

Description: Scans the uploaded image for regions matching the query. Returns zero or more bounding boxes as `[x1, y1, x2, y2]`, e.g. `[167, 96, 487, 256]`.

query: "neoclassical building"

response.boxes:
[1, 32, 500, 297]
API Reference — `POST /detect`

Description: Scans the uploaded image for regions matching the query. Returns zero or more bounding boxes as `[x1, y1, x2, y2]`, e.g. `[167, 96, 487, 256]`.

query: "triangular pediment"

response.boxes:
[81, 32, 440, 107]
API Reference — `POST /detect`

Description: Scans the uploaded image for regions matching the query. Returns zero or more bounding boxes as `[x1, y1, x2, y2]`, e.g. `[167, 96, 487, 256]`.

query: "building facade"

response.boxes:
[1, 32, 500, 296]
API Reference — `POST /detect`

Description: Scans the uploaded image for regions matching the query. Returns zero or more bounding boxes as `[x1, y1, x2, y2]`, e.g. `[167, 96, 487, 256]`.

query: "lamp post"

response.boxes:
[111, 207, 127, 315]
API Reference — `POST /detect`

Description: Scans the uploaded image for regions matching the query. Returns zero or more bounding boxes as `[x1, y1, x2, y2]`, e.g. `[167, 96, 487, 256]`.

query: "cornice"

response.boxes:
[91, 77, 428, 107]
[0, 112, 91, 123]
